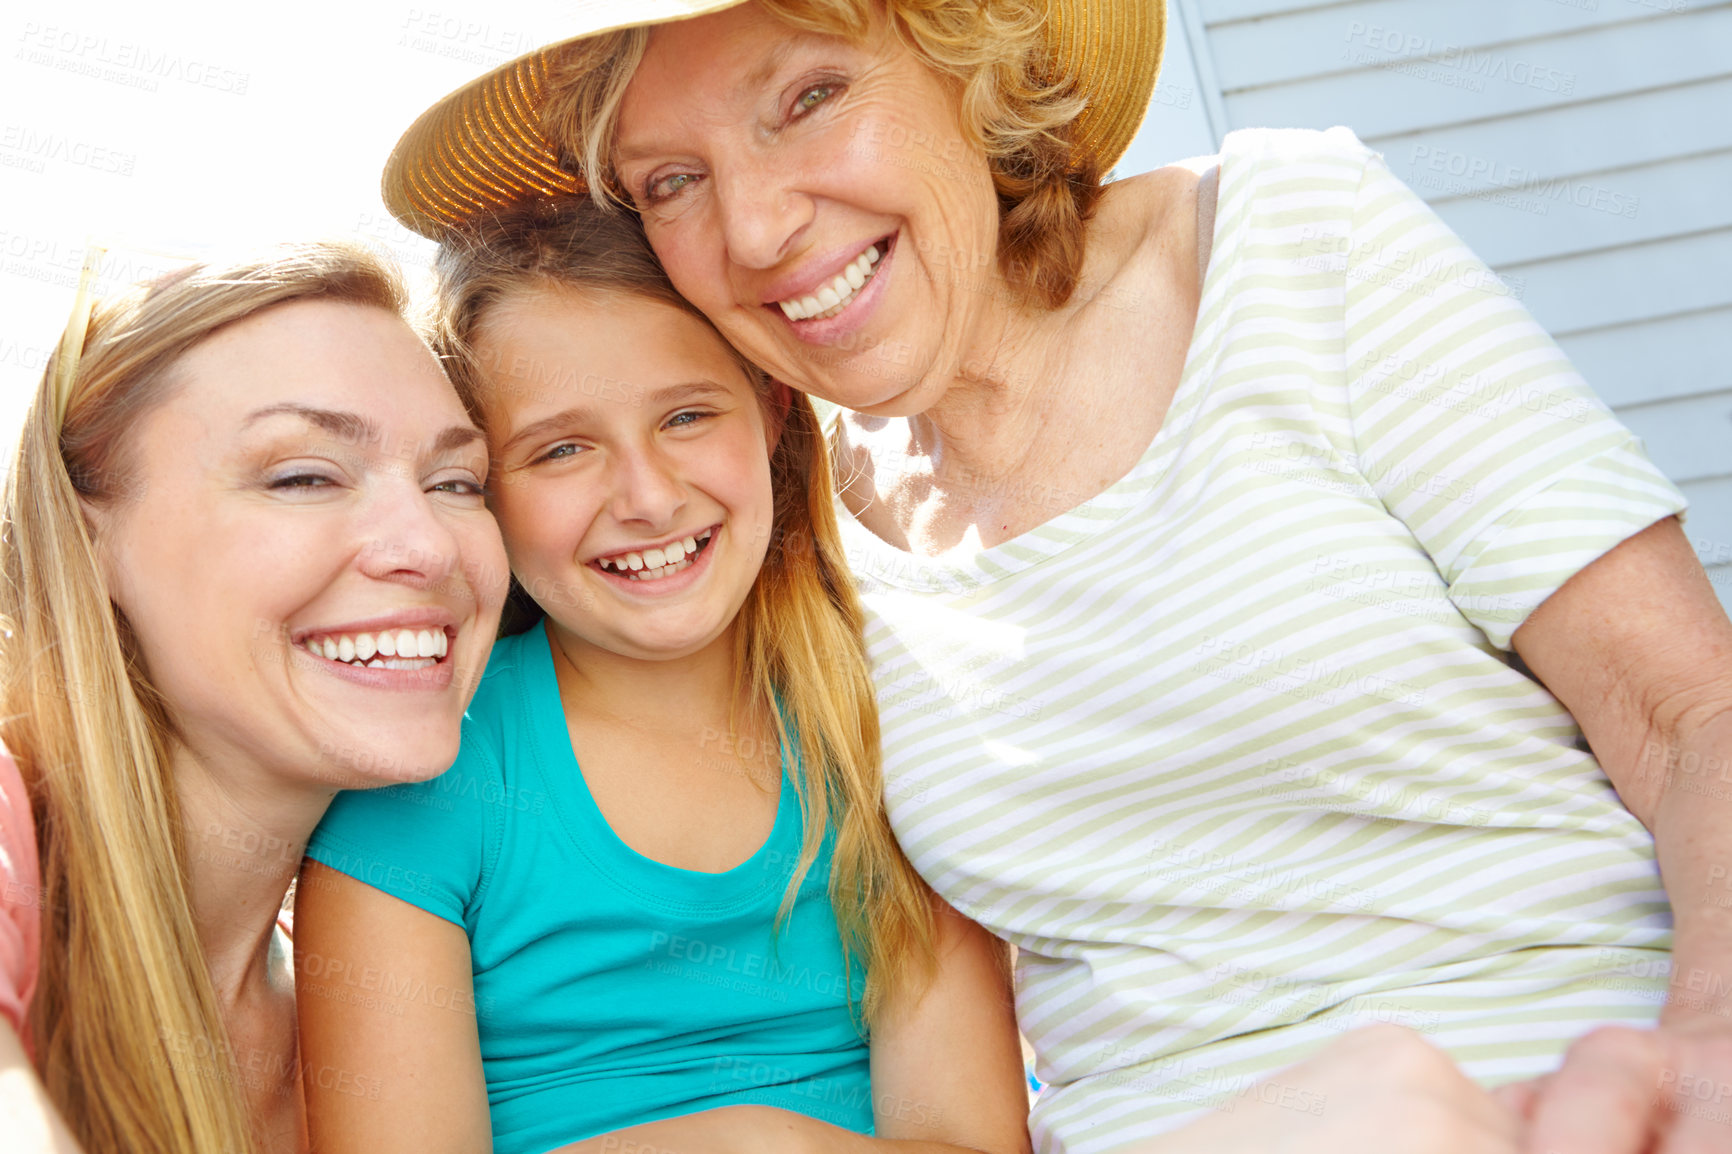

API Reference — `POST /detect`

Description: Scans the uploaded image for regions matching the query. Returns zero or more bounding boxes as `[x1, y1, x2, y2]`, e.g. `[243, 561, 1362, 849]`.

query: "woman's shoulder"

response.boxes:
[0, 743, 42, 1042]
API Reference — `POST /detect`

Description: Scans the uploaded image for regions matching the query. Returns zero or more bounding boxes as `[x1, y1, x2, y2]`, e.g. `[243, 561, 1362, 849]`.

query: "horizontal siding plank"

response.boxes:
[1220, 6, 1732, 139]
[1209, 0, 1689, 92]
[1616, 391, 1732, 486]
[1561, 308, 1732, 411]
[1373, 77, 1732, 195]
[1426, 149, 1732, 268]
[1501, 229, 1732, 337]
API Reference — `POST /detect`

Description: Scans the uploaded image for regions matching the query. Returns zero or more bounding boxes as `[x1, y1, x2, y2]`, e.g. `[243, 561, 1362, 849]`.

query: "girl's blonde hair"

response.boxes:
[542, 0, 1100, 309]
[429, 200, 937, 1024]
[0, 242, 408, 1153]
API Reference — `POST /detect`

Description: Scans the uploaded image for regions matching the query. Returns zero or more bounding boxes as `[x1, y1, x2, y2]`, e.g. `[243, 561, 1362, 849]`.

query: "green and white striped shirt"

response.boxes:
[836, 127, 1687, 1153]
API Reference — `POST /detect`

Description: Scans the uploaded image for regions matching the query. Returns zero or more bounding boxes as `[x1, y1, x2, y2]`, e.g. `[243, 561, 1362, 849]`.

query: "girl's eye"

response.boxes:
[535, 442, 582, 464]
[665, 410, 713, 430]
[794, 84, 834, 114]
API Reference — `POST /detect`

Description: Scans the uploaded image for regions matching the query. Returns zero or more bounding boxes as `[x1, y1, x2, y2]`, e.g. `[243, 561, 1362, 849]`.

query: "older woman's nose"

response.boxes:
[713, 162, 813, 270]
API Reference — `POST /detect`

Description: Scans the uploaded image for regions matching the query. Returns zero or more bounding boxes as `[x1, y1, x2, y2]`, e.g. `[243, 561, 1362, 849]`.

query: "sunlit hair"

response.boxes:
[429, 199, 937, 1023]
[0, 242, 408, 1154]
[542, 0, 1100, 308]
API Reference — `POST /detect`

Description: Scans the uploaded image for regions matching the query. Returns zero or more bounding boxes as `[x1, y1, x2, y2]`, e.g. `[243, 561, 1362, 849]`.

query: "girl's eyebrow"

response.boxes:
[499, 381, 735, 453]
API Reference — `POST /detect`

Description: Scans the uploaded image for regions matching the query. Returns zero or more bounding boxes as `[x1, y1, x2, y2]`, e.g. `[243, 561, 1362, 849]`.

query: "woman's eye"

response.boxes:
[432, 478, 488, 498]
[794, 84, 835, 114]
[269, 473, 335, 491]
[647, 172, 699, 203]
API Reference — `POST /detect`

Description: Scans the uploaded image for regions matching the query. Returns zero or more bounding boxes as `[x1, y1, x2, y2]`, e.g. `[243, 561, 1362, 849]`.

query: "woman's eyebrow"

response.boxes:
[431, 426, 486, 455]
[242, 403, 374, 444]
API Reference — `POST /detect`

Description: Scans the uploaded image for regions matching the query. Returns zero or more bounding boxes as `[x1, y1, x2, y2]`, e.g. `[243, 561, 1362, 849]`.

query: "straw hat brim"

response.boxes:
[383, 0, 1166, 241]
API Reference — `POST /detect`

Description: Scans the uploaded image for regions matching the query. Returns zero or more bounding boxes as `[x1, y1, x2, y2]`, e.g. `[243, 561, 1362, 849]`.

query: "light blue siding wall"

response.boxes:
[1144, 0, 1732, 606]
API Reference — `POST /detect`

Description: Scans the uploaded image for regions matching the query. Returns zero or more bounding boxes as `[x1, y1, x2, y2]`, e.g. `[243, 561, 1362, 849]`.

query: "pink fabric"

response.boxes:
[0, 749, 41, 1047]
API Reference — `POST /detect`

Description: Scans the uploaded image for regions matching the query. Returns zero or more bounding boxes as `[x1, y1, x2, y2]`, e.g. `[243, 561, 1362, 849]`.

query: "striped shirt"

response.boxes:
[835, 127, 1688, 1153]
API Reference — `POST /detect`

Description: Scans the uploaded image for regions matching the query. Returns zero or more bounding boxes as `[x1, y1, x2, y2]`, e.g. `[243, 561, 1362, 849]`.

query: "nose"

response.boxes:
[355, 475, 465, 590]
[606, 440, 686, 530]
[714, 154, 813, 271]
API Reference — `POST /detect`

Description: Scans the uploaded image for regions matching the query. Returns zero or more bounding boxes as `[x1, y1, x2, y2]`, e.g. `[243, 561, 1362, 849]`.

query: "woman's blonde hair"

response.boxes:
[0, 242, 408, 1153]
[542, 0, 1101, 308]
[429, 200, 937, 1024]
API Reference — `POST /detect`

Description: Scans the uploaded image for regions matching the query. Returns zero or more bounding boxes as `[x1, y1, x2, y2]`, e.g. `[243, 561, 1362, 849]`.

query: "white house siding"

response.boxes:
[1121, 0, 1732, 607]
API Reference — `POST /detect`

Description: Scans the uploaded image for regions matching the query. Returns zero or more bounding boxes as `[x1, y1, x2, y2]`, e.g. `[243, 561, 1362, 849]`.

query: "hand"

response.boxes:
[1504, 1019, 1732, 1153]
[1133, 1025, 1523, 1154]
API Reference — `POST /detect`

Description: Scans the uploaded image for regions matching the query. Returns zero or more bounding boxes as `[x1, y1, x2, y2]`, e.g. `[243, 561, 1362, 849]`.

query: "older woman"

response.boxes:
[0, 245, 507, 1152]
[379, 2, 1732, 1151]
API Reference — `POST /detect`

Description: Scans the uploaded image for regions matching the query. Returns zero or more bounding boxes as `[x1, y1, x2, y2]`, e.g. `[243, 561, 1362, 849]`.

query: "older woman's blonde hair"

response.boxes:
[0, 242, 408, 1153]
[543, 0, 1100, 309]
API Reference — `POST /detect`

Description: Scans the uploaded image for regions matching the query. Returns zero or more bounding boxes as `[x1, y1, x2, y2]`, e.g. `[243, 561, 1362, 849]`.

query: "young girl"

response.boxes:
[294, 201, 1033, 1154]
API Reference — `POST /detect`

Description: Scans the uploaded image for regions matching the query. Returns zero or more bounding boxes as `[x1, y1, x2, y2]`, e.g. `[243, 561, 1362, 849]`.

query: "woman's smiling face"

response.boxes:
[91, 299, 508, 789]
[614, 1, 1003, 417]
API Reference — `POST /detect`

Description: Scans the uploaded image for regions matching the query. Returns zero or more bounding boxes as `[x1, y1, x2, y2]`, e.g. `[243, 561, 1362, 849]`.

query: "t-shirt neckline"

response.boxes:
[523, 621, 801, 909]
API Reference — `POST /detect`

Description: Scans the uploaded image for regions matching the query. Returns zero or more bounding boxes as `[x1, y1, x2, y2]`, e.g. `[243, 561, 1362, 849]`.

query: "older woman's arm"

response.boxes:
[1510, 515, 1732, 1153]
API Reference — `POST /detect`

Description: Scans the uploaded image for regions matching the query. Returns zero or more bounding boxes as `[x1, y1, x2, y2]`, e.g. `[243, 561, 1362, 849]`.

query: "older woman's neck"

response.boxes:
[172, 743, 330, 1009]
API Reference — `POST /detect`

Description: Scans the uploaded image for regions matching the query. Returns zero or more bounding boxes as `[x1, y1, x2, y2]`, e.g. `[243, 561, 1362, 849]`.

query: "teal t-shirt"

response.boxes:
[306, 623, 873, 1154]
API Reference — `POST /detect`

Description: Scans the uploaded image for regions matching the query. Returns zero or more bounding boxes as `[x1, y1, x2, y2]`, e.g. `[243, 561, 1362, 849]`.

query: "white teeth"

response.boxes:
[303, 626, 449, 668]
[776, 244, 882, 322]
[644, 547, 666, 568]
[625, 552, 644, 571]
[682, 536, 697, 553]
[664, 540, 686, 564]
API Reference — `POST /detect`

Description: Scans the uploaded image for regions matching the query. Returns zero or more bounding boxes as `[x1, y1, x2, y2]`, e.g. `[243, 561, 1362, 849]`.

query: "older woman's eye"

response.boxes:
[646, 172, 699, 203]
[795, 84, 835, 114]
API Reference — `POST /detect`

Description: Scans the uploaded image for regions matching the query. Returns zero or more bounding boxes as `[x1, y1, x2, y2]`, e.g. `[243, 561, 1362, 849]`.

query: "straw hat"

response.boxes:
[382, 0, 1166, 240]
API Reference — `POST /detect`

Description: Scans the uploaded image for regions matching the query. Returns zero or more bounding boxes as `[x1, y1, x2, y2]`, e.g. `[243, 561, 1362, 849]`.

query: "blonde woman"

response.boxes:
[376, 0, 1732, 1151]
[0, 244, 508, 1153]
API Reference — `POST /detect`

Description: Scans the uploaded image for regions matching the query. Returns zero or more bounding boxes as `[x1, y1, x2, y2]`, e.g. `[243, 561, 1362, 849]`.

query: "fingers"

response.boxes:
[1491, 1077, 1544, 1127]
[1526, 1027, 1666, 1154]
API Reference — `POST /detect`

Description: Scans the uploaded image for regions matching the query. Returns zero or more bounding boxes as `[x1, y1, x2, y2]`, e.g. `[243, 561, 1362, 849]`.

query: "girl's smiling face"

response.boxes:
[475, 285, 778, 666]
[613, 1, 1003, 417]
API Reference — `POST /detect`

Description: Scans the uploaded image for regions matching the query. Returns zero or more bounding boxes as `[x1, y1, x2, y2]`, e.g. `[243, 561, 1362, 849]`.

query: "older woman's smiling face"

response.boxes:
[615, 1, 1003, 416]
